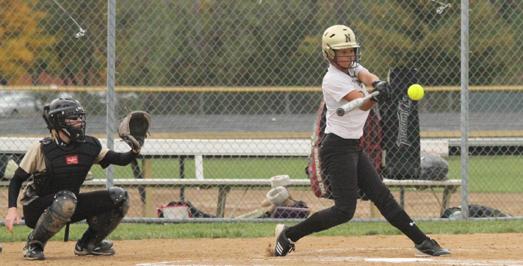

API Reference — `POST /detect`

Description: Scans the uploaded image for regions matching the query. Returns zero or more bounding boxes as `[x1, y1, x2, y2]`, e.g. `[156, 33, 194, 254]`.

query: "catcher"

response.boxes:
[3, 97, 150, 260]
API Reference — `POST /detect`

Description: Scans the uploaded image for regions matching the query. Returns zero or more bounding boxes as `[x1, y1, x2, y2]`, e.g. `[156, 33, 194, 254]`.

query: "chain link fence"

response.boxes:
[1, 0, 522, 221]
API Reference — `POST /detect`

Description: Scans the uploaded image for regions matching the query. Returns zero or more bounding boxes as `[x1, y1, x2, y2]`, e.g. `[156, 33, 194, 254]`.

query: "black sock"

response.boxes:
[286, 207, 353, 242]
[386, 210, 428, 244]
[78, 227, 96, 246]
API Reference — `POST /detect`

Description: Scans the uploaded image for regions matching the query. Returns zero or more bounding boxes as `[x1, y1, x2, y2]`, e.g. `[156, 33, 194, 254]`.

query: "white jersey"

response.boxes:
[322, 63, 370, 139]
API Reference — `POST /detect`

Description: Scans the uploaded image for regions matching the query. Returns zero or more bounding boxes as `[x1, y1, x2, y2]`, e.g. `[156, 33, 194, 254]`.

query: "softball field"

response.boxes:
[1, 233, 523, 265]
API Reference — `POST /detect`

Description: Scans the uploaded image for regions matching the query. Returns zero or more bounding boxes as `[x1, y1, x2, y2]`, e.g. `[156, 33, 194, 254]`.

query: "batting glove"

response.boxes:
[371, 80, 391, 103]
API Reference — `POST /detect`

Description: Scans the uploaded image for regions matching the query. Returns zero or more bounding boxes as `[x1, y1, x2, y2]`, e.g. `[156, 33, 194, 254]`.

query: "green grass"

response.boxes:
[447, 155, 523, 193]
[2, 220, 523, 242]
[89, 155, 523, 193]
[90, 157, 309, 180]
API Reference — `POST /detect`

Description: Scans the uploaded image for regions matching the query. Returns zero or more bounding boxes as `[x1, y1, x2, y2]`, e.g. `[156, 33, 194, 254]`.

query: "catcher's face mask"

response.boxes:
[63, 113, 86, 140]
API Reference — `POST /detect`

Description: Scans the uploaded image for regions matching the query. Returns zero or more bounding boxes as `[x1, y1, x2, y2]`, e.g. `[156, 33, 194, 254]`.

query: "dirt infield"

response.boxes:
[1, 233, 522, 265]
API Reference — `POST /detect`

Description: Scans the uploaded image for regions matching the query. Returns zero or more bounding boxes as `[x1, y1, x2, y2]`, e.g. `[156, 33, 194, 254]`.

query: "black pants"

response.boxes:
[286, 133, 426, 243]
[23, 190, 120, 229]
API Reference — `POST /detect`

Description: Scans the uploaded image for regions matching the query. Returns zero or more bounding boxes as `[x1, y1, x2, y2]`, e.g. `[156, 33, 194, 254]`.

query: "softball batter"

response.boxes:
[274, 25, 450, 257]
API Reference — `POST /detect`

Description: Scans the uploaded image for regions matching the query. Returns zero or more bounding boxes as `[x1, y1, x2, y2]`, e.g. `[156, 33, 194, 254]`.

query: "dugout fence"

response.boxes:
[1, 0, 523, 221]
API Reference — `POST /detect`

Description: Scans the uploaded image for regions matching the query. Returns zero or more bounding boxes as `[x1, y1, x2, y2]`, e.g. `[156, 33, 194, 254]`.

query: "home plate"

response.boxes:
[365, 258, 432, 263]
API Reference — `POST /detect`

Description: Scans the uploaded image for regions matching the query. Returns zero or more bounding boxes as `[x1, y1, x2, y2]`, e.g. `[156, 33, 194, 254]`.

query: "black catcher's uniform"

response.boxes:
[22, 136, 115, 227]
[7, 98, 137, 260]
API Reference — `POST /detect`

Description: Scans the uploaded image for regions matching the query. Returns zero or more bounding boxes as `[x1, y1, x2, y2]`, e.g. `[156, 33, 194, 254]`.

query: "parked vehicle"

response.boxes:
[0, 92, 42, 117]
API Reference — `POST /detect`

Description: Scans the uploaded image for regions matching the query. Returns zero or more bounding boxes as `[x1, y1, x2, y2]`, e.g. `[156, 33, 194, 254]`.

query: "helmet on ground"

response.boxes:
[43, 98, 86, 142]
[322, 25, 360, 66]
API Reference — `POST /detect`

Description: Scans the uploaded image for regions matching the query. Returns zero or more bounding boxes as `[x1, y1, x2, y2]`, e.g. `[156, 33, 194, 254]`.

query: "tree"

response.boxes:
[0, 0, 55, 83]
[33, 0, 107, 86]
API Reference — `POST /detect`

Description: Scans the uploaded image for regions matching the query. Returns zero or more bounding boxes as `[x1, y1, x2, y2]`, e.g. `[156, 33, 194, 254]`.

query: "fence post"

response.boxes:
[460, 0, 470, 219]
[105, 0, 116, 186]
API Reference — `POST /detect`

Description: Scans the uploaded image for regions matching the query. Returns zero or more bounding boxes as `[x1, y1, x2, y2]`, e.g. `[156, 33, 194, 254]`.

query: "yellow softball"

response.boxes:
[407, 84, 425, 101]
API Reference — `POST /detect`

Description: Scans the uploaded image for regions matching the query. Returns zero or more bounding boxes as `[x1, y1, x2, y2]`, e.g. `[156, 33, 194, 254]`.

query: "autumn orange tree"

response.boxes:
[0, 0, 55, 84]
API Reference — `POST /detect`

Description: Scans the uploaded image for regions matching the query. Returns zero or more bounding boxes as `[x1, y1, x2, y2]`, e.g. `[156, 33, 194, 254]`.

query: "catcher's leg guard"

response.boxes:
[76, 187, 129, 256]
[24, 191, 77, 260]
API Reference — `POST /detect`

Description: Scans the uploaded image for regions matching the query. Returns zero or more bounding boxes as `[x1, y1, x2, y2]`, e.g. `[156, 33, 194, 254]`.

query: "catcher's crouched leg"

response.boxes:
[75, 187, 129, 256]
[25, 191, 78, 260]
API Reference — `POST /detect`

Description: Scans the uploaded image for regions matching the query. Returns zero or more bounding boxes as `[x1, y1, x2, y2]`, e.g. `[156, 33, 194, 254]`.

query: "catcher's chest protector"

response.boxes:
[306, 102, 383, 198]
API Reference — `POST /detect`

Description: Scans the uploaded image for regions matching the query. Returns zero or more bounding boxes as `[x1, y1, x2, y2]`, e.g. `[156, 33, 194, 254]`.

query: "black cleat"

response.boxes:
[75, 240, 115, 256]
[415, 238, 451, 256]
[274, 224, 295, 256]
[23, 242, 45, 260]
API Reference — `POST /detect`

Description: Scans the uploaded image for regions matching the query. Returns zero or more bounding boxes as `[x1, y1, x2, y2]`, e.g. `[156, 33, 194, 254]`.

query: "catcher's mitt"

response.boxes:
[118, 111, 151, 154]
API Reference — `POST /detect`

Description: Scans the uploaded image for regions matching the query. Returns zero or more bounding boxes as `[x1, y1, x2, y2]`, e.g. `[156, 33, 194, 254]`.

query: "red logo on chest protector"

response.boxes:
[65, 155, 79, 165]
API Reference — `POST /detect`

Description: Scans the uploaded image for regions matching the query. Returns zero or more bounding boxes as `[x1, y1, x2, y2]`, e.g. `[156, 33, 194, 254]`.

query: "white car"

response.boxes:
[0, 93, 42, 117]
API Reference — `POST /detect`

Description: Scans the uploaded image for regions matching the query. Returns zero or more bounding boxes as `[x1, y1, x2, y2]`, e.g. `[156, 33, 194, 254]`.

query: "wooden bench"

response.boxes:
[0, 178, 461, 218]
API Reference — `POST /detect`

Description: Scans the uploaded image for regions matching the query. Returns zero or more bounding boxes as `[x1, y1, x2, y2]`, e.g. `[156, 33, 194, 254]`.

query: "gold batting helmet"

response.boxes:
[321, 25, 360, 61]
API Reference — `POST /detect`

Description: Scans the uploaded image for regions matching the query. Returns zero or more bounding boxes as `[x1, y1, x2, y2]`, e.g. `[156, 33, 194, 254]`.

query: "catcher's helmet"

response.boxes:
[321, 25, 360, 67]
[43, 98, 86, 142]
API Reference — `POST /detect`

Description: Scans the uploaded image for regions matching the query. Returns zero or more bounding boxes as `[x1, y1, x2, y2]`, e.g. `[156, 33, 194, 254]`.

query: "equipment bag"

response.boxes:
[420, 153, 449, 180]
[379, 67, 421, 179]
[157, 201, 216, 219]
[441, 204, 509, 219]
[306, 101, 330, 198]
